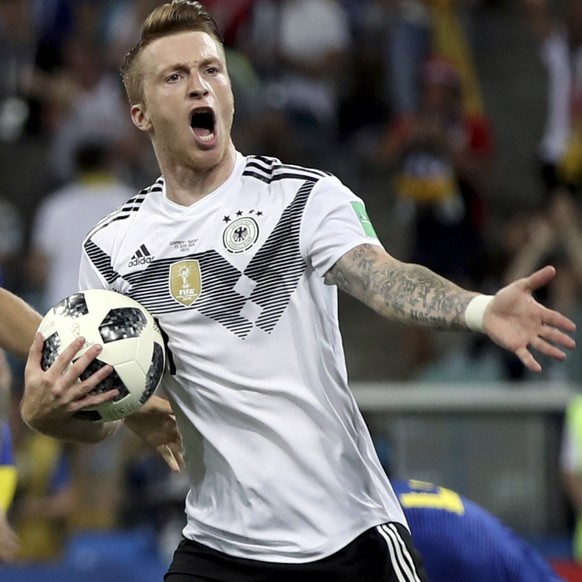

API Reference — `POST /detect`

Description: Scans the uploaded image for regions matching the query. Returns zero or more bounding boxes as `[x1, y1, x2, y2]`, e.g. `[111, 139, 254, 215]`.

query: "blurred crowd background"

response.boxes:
[2, 0, 582, 577]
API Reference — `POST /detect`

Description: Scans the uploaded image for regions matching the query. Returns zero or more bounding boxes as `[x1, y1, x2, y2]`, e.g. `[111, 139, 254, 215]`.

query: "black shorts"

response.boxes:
[164, 522, 427, 582]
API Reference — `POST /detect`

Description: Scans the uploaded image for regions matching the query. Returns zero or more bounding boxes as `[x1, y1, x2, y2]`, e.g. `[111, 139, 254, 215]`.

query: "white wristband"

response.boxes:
[464, 295, 494, 332]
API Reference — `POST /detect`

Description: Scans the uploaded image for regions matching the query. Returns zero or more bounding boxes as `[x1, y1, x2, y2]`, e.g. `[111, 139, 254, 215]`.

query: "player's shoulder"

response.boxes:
[242, 155, 334, 186]
[84, 178, 162, 241]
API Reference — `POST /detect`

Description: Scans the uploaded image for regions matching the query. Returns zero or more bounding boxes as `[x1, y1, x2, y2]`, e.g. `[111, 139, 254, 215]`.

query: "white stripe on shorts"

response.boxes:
[376, 524, 422, 582]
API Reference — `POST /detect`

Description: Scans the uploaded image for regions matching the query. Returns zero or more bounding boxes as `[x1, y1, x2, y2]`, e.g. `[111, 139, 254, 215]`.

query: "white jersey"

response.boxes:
[79, 153, 407, 563]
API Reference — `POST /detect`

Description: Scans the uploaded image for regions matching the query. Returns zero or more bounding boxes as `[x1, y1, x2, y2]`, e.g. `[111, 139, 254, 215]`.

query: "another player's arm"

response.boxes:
[0, 289, 42, 359]
[326, 243, 576, 372]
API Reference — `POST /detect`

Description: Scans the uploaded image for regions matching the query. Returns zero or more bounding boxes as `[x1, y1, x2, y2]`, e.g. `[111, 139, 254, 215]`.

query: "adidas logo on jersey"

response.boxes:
[128, 244, 154, 267]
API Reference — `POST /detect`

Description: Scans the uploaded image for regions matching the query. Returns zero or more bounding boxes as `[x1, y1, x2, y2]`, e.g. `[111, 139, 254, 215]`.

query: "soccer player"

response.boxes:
[20, 2, 576, 581]
[393, 479, 565, 581]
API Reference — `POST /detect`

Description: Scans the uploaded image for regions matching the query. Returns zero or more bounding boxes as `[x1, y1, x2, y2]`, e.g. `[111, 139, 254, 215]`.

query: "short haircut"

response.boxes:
[120, 0, 223, 105]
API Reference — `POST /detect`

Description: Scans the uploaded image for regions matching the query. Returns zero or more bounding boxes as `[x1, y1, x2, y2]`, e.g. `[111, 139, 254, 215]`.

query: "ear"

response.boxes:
[130, 103, 152, 132]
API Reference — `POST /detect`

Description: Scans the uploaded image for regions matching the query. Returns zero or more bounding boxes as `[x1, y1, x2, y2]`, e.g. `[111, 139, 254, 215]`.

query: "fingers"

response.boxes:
[157, 444, 178, 472]
[171, 444, 185, 471]
[26, 332, 45, 371]
[524, 265, 556, 292]
[30, 336, 118, 412]
[48, 336, 87, 376]
[529, 335, 568, 361]
[515, 322, 575, 372]
[542, 307, 577, 336]
[62, 343, 103, 384]
[515, 346, 542, 373]
[143, 394, 172, 413]
[539, 323, 576, 351]
[157, 443, 184, 473]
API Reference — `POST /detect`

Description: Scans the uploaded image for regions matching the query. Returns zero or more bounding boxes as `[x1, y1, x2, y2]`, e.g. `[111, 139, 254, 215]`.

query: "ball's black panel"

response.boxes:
[53, 293, 89, 319]
[99, 308, 147, 343]
[78, 358, 129, 401]
[141, 343, 165, 404]
[41, 332, 62, 371]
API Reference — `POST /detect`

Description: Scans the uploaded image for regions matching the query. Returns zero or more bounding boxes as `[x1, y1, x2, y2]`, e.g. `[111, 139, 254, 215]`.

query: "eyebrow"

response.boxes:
[159, 57, 222, 75]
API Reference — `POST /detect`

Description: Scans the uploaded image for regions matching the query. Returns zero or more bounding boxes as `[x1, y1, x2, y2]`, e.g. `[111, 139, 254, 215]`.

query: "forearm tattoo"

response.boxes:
[326, 244, 473, 330]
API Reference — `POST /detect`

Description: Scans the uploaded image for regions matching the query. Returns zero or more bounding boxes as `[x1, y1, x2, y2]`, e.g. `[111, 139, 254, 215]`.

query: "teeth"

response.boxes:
[199, 133, 215, 142]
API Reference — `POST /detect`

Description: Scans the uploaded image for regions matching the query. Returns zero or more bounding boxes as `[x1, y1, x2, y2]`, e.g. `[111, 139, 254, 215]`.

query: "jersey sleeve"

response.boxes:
[301, 176, 384, 277]
[78, 238, 113, 292]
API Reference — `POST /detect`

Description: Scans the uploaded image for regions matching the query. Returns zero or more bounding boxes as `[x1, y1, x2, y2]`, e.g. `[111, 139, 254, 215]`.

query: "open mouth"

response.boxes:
[190, 107, 216, 143]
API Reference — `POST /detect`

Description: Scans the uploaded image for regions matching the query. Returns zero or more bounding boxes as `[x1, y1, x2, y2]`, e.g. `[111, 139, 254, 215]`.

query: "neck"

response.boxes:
[161, 144, 237, 206]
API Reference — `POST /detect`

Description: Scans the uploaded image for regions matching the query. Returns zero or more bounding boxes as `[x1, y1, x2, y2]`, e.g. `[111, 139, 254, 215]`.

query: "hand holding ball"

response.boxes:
[38, 289, 165, 421]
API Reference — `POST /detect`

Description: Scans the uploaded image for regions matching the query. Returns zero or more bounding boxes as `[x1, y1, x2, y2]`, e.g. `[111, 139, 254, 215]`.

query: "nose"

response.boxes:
[187, 73, 209, 99]
[188, 87, 209, 99]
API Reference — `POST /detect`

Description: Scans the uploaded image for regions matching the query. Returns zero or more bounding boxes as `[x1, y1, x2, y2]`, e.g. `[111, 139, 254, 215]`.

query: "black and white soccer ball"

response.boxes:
[39, 289, 166, 422]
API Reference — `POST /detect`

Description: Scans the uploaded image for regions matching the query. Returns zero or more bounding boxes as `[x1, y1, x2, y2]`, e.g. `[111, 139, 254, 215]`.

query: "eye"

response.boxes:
[165, 72, 183, 83]
[206, 66, 219, 75]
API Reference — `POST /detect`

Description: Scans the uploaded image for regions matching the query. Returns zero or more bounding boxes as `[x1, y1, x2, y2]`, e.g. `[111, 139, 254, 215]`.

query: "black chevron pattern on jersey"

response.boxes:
[121, 179, 315, 338]
[85, 192, 149, 240]
[124, 253, 254, 338]
[84, 239, 122, 285]
[244, 179, 313, 333]
[243, 155, 331, 184]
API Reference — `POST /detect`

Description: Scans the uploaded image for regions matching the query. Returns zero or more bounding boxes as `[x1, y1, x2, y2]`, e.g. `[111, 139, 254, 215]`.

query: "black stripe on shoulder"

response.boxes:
[279, 162, 331, 178]
[243, 156, 331, 184]
[85, 194, 145, 239]
[84, 177, 162, 238]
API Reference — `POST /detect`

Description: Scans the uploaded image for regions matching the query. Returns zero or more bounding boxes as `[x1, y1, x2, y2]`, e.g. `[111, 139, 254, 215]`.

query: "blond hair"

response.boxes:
[120, 0, 223, 104]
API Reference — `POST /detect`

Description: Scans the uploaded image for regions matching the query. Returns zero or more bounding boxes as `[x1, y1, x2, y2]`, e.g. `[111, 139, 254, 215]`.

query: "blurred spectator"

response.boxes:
[25, 33, 137, 184]
[0, 0, 38, 141]
[241, 0, 351, 165]
[104, 0, 163, 70]
[201, 0, 256, 47]
[494, 191, 582, 381]
[378, 59, 491, 285]
[376, 55, 492, 374]
[0, 198, 24, 289]
[11, 421, 73, 561]
[27, 140, 132, 313]
[480, 211, 554, 380]
[523, 0, 582, 199]
[383, 0, 433, 118]
[379, 0, 482, 120]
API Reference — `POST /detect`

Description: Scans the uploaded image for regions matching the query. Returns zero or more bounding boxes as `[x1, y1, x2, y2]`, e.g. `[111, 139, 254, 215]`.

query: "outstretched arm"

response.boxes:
[326, 244, 576, 372]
